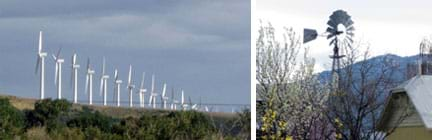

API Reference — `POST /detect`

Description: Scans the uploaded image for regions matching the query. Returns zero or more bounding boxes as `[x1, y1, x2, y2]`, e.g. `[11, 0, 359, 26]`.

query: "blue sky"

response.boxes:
[257, 0, 432, 72]
[0, 0, 251, 111]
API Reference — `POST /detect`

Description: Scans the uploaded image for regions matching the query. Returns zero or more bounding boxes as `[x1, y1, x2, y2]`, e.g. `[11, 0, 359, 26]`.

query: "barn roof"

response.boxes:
[385, 75, 432, 129]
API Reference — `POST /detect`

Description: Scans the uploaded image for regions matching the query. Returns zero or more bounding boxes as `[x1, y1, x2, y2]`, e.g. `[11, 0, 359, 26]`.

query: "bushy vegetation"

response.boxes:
[0, 98, 25, 139]
[0, 97, 250, 139]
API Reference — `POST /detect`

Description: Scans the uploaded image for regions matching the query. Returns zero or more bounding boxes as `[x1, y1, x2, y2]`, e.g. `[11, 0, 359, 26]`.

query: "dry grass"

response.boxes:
[0, 94, 235, 120]
[0, 95, 36, 110]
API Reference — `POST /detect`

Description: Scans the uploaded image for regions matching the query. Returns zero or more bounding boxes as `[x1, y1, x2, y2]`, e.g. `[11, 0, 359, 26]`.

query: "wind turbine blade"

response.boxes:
[72, 53, 77, 65]
[114, 69, 118, 80]
[35, 57, 40, 74]
[128, 65, 132, 85]
[85, 74, 89, 95]
[189, 96, 192, 105]
[100, 78, 103, 96]
[55, 48, 62, 60]
[38, 31, 42, 54]
[70, 69, 74, 88]
[151, 74, 155, 92]
[171, 87, 174, 102]
[162, 83, 166, 97]
[113, 81, 117, 101]
[52, 54, 57, 61]
[181, 90, 184, 105]
[102, 57, 106, 75]
[148, 95, 153, 105]
[140, 72, 145, 89]
[87, 58, 90, 70]
[55, 63, 58, 84]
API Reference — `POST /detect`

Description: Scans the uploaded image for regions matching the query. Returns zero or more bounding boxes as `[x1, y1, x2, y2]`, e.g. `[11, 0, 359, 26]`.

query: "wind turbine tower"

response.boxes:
[127, 65, 135, 107]
[71, 53, 80, 103]
[138, 72, 147, 108]
[170, 88, 178, 110]
[99, 57, 109, 106]
[181, 90, 188, 111]
[160, 83, 168, 109]
[52, 48, 64, 99]
[113, 69, 122, 107]
[35, 31, 47, 99]
[85, 59, 95, 105]
[149, 74, 158, 108]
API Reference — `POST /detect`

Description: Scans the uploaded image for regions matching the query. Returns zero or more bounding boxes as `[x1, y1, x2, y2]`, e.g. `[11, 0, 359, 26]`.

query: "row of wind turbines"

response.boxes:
[34, 31, 208, 112]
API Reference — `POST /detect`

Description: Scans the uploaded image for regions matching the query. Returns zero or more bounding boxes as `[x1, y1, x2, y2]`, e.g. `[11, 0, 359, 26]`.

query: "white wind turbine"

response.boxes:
[137, 72, 147, 108]
[181, 90, 188, 111]
[170, 88, 178, 110]
[148, 74, 158, 108]
[99, 57, 109, 106]
[160, 83, 168, 109]
[85, 58, 95, 105]
[52, 48, 64, 99]
[113, 69, 122, 107]
[126, 65, 135, 107]
[189, 96, 198, 110]
[35, 31, 47, 99]
[205, 106, 209, 112]
[71, 53, 80, 103]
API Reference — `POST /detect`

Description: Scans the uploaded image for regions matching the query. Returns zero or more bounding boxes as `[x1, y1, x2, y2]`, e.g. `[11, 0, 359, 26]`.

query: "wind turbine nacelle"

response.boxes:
[303, 28, 318, 43]
[102, 75, 109, 79]
[139, 89, 147, 92]
[57, 59, 64, 63]
[87, 70, 95, 74]
[39, 52, 48, 57]
[73, 65, 80, 68]
[115, 80, 123, 84]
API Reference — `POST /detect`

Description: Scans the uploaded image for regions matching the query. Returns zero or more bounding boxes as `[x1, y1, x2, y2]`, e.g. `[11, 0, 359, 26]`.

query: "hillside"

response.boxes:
[0, 94, 236, 120]
[317, 53, 418, 83]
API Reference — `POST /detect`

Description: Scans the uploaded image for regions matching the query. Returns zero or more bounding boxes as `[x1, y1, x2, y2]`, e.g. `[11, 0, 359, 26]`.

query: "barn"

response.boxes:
[378, 75, 432, 139]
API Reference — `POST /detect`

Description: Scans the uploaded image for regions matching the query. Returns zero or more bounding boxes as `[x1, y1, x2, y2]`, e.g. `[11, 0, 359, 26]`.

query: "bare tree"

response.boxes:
[325, 41, 411, 140]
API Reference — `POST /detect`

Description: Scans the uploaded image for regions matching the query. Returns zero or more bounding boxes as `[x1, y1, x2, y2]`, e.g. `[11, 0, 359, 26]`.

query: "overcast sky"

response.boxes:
[257, 0, 432, 72]
[0, 0, 251, 111]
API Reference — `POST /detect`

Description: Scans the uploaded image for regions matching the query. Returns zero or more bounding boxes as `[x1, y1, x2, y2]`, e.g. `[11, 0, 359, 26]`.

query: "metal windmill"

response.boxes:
[303, 10, 355, 89]
[419, 38, 432, 75]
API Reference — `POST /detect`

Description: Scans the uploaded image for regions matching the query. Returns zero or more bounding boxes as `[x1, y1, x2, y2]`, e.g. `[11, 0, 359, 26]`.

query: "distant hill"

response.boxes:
[317, 53, 420, 83]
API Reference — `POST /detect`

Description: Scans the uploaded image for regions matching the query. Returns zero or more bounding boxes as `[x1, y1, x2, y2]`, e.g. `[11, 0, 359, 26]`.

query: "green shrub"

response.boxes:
[163, 111, 215, 139]
[0, 98, 25, 139]
[67, 109, 115, 133]
[26, 98, 71, 128]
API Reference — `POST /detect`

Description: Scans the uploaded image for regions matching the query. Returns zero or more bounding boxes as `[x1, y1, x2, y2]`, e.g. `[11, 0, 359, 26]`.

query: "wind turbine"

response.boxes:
[181, 90, 188, 111]
[189, 96, 198, 110]
[160, 83, 168, 109]
[126, 65, 135, 107]
[148, 74, 158, 108]
[35, 31, 47, 99]
[52, 48, 64, 99]
[113, 69, 122, 107]
[170, 88, 178, 110]
[99, 57, 109, 106]
[137, 72, 147, 108]
[71, 53, 80, 103]
[85, 58, 95, 105]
